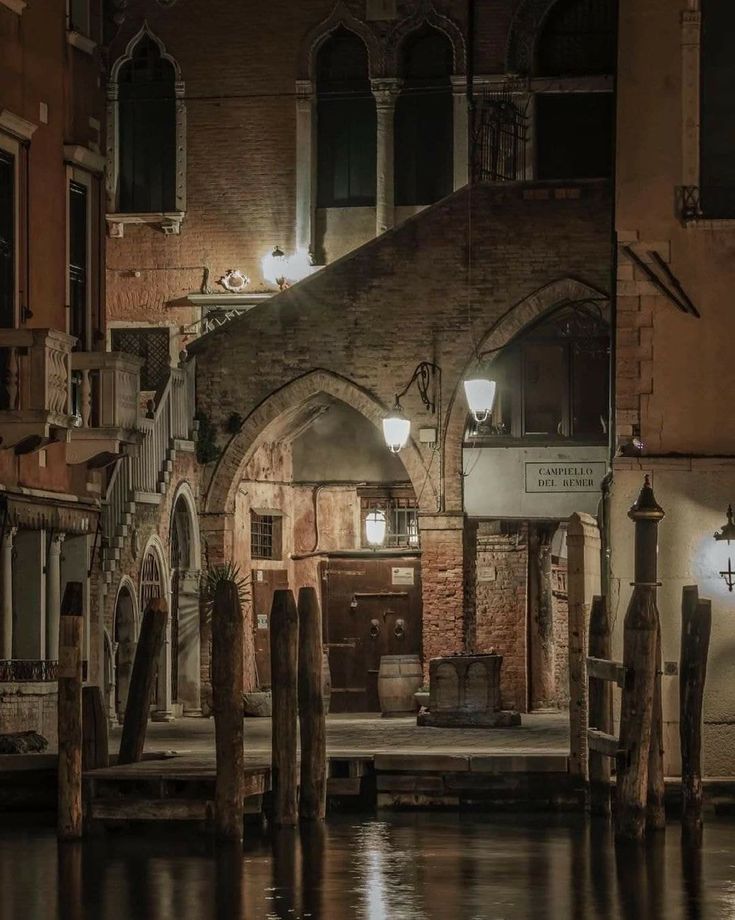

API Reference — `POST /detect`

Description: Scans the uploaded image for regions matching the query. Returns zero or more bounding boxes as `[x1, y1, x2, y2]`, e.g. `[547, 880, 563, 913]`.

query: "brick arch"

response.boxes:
[203, 369, 435, 521]
[442, 278, 609, 512]
[506, 0, 557, 74]
[385, 1, 467, 75]
[298, 1, 383, 80]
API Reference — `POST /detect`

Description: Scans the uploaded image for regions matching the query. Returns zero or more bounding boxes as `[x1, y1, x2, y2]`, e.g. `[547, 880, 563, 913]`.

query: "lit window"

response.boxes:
[360, 494, 419, 549]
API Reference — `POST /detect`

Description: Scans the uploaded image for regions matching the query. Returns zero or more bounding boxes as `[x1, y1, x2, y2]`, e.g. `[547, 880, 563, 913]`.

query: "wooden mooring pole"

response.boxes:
[58, 582, 84, 840]
[212, 579, 245, 841]
[588, 595, 613, 816]
[298, 586, 327, 820]
[680, 585, 712, 831]
[271, 589, 299, 826]
[615, 476, 665, 842]
[118, 598, 168, 766]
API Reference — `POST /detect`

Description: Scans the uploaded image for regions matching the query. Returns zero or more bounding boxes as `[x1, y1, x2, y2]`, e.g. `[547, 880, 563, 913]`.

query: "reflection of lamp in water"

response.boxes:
[365, 510, 387, 548]
[714, 504, 735, 591]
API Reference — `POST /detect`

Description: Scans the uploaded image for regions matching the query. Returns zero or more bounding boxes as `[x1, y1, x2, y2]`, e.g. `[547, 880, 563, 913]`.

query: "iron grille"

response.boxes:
[251, 512, 276, 560]
[472, 89, 528, 183]
[361, 496, 419, 548]
[111, 327, 170, 391]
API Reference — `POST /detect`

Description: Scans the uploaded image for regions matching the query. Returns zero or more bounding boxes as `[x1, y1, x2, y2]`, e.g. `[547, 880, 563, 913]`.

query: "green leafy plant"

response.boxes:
[202, 561, 251, 613]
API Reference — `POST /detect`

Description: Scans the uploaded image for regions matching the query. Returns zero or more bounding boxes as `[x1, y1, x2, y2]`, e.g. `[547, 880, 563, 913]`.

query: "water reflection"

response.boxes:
[1, 815, 734, 920]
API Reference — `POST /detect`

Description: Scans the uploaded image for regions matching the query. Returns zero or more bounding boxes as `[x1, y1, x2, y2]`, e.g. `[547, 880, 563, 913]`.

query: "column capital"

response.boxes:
[371, 78, 403, 107]
[49, 532, 66, 552]
[1, 526, 17, 546]
[450, 75, 467, 95]
[295, 79, 315, 106]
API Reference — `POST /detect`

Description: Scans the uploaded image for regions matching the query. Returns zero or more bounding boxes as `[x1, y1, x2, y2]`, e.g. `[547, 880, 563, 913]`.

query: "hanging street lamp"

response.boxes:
[382, 362, 440, 453]
[365, 509, 388, 547]
[463, 377, 496, 423]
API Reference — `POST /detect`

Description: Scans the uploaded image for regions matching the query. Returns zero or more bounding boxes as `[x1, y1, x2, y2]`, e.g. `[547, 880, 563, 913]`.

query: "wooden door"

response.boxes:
[251, 568, 289, 688]
[322, 556, 422, 712]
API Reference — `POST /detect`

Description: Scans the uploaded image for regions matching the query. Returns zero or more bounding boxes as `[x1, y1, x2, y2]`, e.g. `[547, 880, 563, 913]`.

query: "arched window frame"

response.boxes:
[105, 24, 186, 239]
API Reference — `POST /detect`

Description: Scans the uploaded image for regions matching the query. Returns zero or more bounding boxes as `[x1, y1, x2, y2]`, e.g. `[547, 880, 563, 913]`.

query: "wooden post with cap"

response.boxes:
[615, 475, 665, 841]
[57, 581, 84, 840]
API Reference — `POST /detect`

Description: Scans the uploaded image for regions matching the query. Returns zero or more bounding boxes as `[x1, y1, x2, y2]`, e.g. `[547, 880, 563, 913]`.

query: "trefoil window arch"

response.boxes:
[106, 26, 186, 237]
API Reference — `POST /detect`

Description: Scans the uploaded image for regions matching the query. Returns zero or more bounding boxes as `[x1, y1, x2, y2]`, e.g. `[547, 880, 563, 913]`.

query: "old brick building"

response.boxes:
[610, 0, 735, 774]
[99, 0, 616, 716]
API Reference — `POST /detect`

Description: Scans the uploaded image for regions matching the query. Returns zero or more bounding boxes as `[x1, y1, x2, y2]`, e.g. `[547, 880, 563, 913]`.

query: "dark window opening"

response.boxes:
[465, 305, 609, 444]
[0, 150, 13, 330]
[317, 29, 376, 208]
[395, 27, 453, 206]
[118, 36, 177, 214]
[68, 0, 90, 36]
[472, 89, 528, 183]
[69, 181, 88, 350]
[536, 93, 613, 180]
[110, 326, 170, 391]
[251, 512, 283, 561]
[0, 149, 14, 411]
[535, 0, 616, 77]
[700, 1, 735, 218]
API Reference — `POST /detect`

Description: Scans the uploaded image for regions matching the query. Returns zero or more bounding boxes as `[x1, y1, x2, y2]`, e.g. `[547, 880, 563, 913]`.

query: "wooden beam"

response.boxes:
[118, 599, 168, 766]
[271, 589, 299, 826]
[587, 728, 619, 759]
[587, 656, 626, 687]
[298, 586, 327, 820]
[588, 595, 613, 815]
[57, 582, 84, 840]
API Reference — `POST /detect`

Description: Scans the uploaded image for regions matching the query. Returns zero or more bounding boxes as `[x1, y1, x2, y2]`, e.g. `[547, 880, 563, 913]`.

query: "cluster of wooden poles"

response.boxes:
[212, 582, 327, 841]
[55, 580, 327, 842]
[587, 476, 712, 842]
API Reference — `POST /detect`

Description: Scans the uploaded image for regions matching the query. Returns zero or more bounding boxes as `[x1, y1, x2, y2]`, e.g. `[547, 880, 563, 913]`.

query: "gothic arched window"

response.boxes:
[316, 29, 376, 208]
[395, 26, 453, 206]
[118, 36, 177, 214]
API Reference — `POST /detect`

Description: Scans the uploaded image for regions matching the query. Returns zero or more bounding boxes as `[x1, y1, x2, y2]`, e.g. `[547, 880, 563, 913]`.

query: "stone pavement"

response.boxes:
[110, 712, 569, 757]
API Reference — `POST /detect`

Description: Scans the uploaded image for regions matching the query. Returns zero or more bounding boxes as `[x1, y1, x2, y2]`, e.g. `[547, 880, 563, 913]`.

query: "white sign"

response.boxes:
[257, 614, 268, 630]
[525, 461, 606, 494]
[392, 567, 415, 586]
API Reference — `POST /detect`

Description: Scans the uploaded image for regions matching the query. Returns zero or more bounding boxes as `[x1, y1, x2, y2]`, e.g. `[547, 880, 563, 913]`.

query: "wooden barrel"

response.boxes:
[322, 648, 331, 716]
[377, 654, 422, 716]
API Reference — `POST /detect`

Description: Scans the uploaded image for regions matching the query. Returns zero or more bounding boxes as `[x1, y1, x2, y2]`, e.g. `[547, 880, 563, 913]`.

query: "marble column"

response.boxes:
[371, 78, 402, 236]
[451, 76, 469, 190]
[46, 533, 65, 661]
[153, 607, 175, 722]
[1, 527, 16, 658]
[295, 79, 317, 256]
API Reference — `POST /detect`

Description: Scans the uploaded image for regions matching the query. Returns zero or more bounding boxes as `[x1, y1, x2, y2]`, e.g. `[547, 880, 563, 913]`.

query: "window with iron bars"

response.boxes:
[360, 496, 419, 549]
[251, 511, 283, 561]
[471, 88, 528, 184]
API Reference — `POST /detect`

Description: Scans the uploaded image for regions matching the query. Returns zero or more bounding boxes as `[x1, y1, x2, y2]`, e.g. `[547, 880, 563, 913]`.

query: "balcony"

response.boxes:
[0, 328, 77, 452]
[66, 351, 144, 466]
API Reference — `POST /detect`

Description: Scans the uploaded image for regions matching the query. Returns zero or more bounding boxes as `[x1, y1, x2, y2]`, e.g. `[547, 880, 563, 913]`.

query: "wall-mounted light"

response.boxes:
[261, 246, 316, 291]
[463, 378, 496, 423]
[365, 510, 387, 547]
[714, 504, 735, 591]
[383, 362, 440, 453]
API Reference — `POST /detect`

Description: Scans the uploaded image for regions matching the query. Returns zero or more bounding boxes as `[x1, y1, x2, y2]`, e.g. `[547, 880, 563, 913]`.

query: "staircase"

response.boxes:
[101, 361, 197, 585]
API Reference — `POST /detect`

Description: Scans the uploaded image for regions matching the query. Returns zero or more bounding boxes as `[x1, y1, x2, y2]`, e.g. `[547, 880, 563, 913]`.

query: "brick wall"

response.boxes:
[472, 522, 528, 713]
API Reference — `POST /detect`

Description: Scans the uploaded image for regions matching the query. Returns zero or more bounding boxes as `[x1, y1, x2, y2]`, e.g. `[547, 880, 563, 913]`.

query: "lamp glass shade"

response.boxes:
[464, 378, 496, 423]
[383, 412, 411, 452]
[365, 510, 387, 547]
[261, 246, 287, 287]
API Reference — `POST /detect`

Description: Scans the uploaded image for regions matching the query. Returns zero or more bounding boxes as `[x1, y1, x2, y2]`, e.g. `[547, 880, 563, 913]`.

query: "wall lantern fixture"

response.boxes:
[463, 377, 496, 423]
[262, 246, 316, 291]
[382, 362, 441, 453]
[714, 504, 735, 591]
[365, 510, 388, 547]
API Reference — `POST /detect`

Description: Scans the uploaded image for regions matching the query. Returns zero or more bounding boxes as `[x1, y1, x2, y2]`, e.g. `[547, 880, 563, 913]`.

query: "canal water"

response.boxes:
[1, 814, 734, 919]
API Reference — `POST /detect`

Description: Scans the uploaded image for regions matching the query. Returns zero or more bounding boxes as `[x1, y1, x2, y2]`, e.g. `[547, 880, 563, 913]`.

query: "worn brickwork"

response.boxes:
[473, 522, 528, 713]
[0, 683, 58, 748]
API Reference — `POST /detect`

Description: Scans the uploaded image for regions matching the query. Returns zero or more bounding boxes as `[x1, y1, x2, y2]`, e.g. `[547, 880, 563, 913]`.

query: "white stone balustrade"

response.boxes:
[67, 351, 144, 465]
[0, 328, 76, 449]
